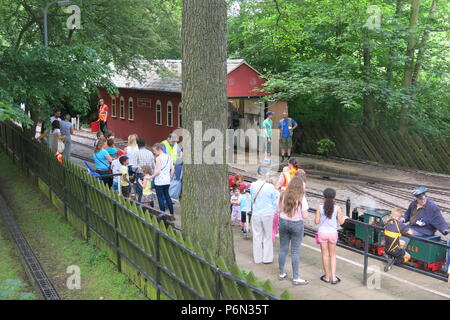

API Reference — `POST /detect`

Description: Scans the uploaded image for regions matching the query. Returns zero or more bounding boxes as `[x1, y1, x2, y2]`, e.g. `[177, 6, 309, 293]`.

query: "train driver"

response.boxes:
[403, 186, 449, 237]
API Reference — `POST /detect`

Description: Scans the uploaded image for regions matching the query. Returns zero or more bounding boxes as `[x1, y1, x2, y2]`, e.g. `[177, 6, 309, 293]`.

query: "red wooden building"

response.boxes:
[99, 59, 281, 146]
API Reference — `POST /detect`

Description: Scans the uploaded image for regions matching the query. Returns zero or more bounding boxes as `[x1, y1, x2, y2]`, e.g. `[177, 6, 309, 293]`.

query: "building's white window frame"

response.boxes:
[119, 96, 125, 119]
[178, 103, 182, 128]
[128, 97, 134, 121]
[167, 101, 173, 127]
[111, 96, 117, 118]
[156, 100, 162, 125]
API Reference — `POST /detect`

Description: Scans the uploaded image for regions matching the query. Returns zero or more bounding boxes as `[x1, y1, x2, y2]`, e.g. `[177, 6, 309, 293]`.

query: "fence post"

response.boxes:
[63, 168, 68, 221]
[113, 202, 121, 272]
[83, 182, 90, 242]
[214, 269, 222, 300]
[156, 231, 161, 300]
[363, 224, 369, 286]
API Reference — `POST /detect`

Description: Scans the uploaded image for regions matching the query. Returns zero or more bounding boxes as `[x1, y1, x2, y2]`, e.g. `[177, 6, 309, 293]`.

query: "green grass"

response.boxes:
[0, 225, 38, 300]
[0, 153, 147, 300]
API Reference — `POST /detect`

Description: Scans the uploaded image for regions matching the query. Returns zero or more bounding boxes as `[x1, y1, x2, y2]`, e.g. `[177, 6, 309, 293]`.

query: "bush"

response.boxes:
[316, 138, 335, 156]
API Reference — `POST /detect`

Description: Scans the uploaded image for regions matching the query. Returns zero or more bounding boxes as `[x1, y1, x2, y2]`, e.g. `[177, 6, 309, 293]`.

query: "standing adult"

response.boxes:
[150, 143, 175, 219]
[261, 112, 274, 164]
[50, 110, 62, 124]
[135, 138, 155, 203]
[48, 120, 65, 154]
[92, 137, 113, 188]
[162, 133, 183, 164]
[250, 166, 279, 264]
[60, 114, 73, 161]
[125, 134, 139, 176]
[404, 187, 449, 237]
[277, 111, 298, 162]
[315, 188, 347, 284]
[98, 98, 109, 134]
[278, 176, 309, 285]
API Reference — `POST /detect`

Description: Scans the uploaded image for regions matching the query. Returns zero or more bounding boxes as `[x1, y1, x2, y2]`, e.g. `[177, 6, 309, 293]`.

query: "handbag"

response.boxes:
[57, 139, 65, 153]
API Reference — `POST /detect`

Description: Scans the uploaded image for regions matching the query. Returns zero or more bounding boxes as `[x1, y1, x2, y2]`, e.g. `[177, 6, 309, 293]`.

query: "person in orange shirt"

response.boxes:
[98, 98, 109, 134]
[276, 158, 301, 192]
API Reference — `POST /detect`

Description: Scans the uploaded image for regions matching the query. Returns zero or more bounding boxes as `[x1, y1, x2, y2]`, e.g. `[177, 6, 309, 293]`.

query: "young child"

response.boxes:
[239, 188, 252, 234]
[138, 165, 156, 208]
[230, 187, 241, 226]
[105, 139, 118, 159]
[111, 157, 121, 193]
[119, 156, 131, 198]
[93, 131, 103, 148]
[384, 208, 413, 272]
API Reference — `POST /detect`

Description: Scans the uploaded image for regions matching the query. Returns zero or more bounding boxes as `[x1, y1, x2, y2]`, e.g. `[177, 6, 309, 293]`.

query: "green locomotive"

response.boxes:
[339, 209, 448, 271]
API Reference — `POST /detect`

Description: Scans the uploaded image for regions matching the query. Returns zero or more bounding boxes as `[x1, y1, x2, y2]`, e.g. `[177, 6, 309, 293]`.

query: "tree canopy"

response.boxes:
[228, 0, 449, 135]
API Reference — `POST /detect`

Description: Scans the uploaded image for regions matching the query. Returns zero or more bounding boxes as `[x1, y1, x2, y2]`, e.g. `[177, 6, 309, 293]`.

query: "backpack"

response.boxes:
[279, 118, 294, 137]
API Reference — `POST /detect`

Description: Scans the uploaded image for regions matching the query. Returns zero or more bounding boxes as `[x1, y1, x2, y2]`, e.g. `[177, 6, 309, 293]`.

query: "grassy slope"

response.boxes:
[0, 153, 146, 300]
[0, 224, 37, 300]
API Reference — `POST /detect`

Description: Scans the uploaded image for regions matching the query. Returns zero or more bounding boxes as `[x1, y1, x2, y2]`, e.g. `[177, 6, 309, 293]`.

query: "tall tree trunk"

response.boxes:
[181, 0, 235, 265]
[380, 0, 403, 125]
[412, 0, 437, 84]
[399, 0, 420, 133]
[363, 31, 376, 129]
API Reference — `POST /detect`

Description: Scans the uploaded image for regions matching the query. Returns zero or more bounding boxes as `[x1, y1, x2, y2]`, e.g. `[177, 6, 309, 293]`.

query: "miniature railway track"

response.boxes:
[0, 194, 61, 300]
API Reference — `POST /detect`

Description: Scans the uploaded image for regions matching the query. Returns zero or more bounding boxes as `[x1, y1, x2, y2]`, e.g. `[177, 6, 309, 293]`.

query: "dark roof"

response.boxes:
[111, 59, 255, 93]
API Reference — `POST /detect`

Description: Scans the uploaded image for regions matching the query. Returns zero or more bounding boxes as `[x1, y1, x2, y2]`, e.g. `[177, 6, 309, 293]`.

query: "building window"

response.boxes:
[111, 96, 116, 118]
[167, 101, 173, 127]
[156, 100, 162, 125]
[178, 103, 182, 128]
[128, 97, 134, 121]
[120, 96, 125, 119]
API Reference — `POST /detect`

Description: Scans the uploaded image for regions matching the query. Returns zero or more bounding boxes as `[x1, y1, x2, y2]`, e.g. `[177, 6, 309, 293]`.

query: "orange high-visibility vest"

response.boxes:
[54, 152, 63, 164]
[99, 104, 108, 121]
[280, 168, 298, 191]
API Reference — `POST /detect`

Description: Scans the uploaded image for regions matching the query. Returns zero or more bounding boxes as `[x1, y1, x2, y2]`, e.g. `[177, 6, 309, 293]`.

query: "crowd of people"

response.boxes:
[37, 110, 74, 163]
[92, 131, 183, 221]
[228, 161, 449, 287]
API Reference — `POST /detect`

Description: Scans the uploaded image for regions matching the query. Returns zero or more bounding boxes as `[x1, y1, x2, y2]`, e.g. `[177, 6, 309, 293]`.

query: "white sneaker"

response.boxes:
[293, 278, 309, 285]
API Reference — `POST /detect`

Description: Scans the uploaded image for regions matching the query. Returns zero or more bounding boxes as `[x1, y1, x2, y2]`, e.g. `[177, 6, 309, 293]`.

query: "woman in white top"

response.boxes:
[125, 134, 139, 172]
[277, 176, 309, 285]
[150, 143, 174, 219]
[315, 188, 347, 284]
[47, 120, 66, 154]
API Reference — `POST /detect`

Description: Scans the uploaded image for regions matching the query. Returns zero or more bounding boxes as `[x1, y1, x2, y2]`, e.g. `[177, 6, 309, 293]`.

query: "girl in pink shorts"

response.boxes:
[314, 188, 348, 284]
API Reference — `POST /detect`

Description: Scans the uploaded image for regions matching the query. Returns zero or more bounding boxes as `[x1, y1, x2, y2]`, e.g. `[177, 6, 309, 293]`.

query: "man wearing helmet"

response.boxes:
[403, 186, 449, 237]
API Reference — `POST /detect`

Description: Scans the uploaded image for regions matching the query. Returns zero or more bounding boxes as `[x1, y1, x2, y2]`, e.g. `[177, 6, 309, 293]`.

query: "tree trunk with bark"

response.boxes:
[181, 0, 235, 265]
[412, 0, 437, 84]
[362, 31, 376, 129]
[399, 0, 420, 132]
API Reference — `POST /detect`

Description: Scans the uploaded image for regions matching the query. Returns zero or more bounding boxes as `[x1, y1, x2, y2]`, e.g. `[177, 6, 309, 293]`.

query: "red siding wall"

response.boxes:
[227, 63, 268, 98]
[99, 88, 181, 145]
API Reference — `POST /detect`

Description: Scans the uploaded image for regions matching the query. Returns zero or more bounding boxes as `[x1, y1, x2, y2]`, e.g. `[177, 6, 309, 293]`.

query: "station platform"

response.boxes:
[233, 227, 450, 300]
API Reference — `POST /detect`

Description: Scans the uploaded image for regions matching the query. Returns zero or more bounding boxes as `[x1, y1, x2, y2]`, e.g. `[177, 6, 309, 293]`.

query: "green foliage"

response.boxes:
[0, 101, 33, 126]
[228, 0, 450, 136]
[0, 45, 116, 127]
[316, 138, 336, 156]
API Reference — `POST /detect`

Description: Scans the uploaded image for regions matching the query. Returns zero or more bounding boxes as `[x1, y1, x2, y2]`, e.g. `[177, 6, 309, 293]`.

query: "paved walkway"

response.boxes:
[233, 227, 450, 300]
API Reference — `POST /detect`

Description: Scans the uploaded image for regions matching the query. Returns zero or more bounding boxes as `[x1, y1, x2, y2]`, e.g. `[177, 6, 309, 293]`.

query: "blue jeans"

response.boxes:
[155, 184, 174, 215]
[278, 218, 304, 279]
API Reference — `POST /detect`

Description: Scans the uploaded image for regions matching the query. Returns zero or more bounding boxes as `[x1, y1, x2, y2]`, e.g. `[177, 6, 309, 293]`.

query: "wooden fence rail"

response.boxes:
[0, 122, 290, 300]
[295, 125, 449, 174]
